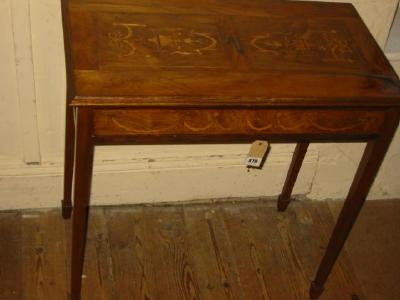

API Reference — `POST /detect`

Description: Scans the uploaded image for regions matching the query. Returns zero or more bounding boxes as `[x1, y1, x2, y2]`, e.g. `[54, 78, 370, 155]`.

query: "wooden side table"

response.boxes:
[60, 0, 400, 299]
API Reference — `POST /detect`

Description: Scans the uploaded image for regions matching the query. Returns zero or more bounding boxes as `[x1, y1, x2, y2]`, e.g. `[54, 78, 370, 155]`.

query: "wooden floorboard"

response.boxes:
[298, 202, 365, 300]
[105, 206, 157, 300]
[81, 207, 115, 300]
[0, 199, 398, 299]
[21, 210, 68, 300]
[328, 199, 400, 300]
[183, 204, 230, 300]
[221, 201, 297, 299]
[143, 206, 200, 300]
[0, 211, 22, 300]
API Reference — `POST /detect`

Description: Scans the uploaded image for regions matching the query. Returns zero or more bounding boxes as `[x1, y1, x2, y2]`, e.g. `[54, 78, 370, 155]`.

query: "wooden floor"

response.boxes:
[0, 199, 399, 300]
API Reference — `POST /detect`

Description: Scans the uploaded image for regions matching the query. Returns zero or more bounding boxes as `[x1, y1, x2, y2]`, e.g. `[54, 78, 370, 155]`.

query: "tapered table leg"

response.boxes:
[277, 142, 309, 211]
[70, 108, 94, 300]
[62, 105, 76, 219]
[310, 112, 399, 299]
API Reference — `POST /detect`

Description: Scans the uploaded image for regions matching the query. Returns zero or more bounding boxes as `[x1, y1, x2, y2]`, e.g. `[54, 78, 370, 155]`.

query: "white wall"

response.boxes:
[386, 1, 400, 53]
[0, 0, 399, 210]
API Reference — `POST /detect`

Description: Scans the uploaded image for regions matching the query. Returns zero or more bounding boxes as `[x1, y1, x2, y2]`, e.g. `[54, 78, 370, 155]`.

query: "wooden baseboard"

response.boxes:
[0, 147, 318, 210]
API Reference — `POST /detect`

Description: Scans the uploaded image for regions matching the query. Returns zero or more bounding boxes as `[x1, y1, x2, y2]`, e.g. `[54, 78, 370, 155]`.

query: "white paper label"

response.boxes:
[245, 140, 269, 168]
[245, 156, 262, 167]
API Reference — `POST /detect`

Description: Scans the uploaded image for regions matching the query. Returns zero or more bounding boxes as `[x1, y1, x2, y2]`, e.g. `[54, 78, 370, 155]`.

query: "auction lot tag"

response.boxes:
[245, 140, 269, 168]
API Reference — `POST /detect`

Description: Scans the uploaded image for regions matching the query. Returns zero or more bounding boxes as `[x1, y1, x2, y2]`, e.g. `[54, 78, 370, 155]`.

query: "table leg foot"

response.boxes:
[310, 281, 324, 299]
[277, 142, 309, 212]
[277, 194, 292, 212]
[62, 199, 73, 219]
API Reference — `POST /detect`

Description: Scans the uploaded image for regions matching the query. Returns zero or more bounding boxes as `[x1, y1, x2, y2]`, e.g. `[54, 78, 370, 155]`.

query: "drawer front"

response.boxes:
[92, 108, 385, 141]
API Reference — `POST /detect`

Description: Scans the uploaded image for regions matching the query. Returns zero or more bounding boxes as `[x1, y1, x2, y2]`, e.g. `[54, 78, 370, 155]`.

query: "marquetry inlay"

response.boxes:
[108, 23, 218, 57]
[250, 28, 356, 63]
[93, 109, 385, 137]
[97, 13, 230, 69]
[236, 18, 362, 68]
[93, 13, 364, 71]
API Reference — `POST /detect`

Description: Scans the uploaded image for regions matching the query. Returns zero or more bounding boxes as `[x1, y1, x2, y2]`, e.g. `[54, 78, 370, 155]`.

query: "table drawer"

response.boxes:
[92, 108, 385, 140]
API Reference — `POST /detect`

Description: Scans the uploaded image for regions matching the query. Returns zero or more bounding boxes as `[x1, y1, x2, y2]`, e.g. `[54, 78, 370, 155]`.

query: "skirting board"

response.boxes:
[0, 145, 318, 210]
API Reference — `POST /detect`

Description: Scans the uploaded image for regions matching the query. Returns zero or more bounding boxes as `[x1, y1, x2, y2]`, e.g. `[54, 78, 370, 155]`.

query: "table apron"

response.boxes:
[90, 108, 387, 144]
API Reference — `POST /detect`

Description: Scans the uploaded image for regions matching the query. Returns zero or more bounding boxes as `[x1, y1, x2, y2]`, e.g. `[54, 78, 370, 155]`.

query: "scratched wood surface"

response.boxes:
[1, 199, 399, 299]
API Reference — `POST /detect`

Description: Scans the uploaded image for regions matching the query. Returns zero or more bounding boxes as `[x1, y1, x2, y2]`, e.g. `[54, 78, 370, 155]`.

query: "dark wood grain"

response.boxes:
[61, 0, 76, 220]
[183, 205, 230, 300]
[143, 206, 200, 300]
[70, 108, 95, 300]
[105, 206, 157, 300]
[62, 105, 75, 219]
[60, 0, 400, 298]
[278, 142, 309, 211]
[310, 110, 400, 298]
[221, 201, 295, 299]
[0, 212, 22, 300]
[64, 0, 400, 107]
[202, 206, 244, 299]
[328, 200, 400, 299]
[4, 200, 400, 298]
[289, 202, 365, 300]
[80, 208, 115, 300]
[93, 108, 386, 138]
[21, 211, 69, 300]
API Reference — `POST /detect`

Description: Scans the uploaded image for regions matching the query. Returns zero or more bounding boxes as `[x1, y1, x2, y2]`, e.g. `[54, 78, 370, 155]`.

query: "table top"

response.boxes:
[63, 0, 400, 107]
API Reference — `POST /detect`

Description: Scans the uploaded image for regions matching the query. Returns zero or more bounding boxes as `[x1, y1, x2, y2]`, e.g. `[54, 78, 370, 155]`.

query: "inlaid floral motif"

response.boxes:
[108, 23, 218, 57]
[251, 29, 356, 63]
[94, 109, 385, 137]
